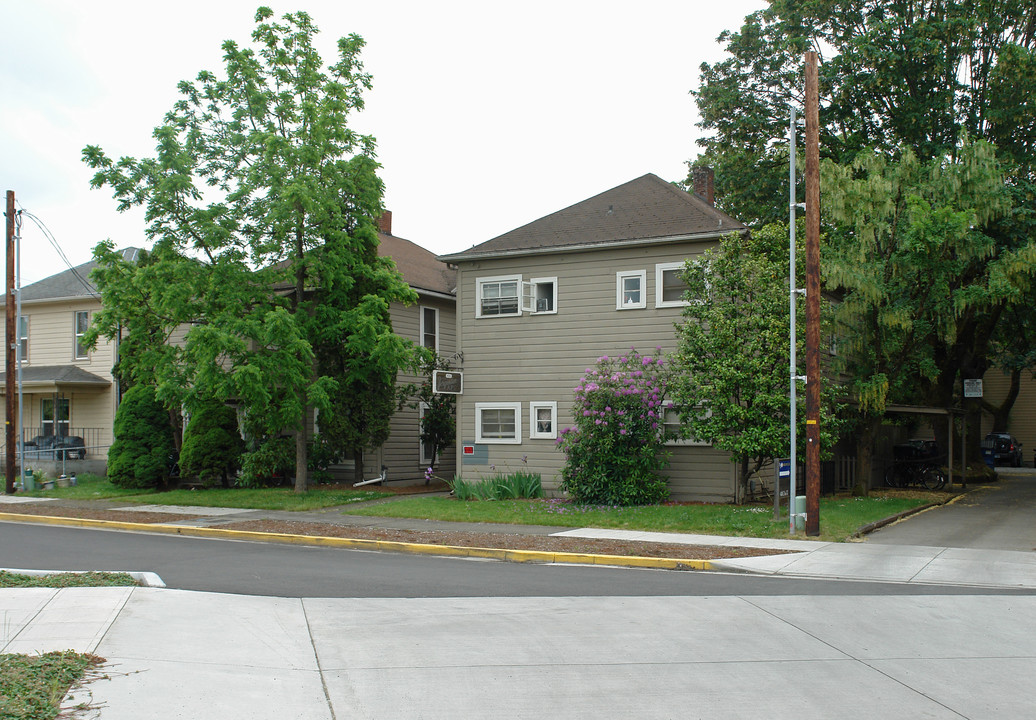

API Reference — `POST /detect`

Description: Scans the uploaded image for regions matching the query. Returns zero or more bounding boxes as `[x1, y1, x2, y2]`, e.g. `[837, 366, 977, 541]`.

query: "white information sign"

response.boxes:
[963, 379, 983, 398]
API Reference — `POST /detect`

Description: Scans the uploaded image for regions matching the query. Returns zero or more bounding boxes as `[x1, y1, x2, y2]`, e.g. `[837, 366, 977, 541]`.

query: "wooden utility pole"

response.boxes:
[804, 52, 821, 536]
[5, 191, 16, 494]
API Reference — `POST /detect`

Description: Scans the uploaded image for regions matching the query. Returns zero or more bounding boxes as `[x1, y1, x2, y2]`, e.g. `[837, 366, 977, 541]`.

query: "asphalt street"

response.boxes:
[0, 521, 1029, 598]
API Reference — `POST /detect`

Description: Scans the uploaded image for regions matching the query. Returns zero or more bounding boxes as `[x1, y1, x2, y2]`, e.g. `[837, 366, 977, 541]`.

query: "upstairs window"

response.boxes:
[74, 311, 90, 359]
[477, 276, 520, 317]
[656, 262, 690, 308]
[421, 306, 439, 351]
[521, 277, 557, 314]
[616, 270, 646, 309]
[17, 315, 28, 361]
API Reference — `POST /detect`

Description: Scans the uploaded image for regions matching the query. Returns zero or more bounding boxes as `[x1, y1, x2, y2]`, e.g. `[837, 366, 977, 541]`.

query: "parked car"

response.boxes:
[981, 432, 1023, 467]
[22, 435, 87, 460]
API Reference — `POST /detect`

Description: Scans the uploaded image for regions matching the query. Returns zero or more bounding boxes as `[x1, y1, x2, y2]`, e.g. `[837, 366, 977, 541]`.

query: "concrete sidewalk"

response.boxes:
[3, 586, 1036, 719]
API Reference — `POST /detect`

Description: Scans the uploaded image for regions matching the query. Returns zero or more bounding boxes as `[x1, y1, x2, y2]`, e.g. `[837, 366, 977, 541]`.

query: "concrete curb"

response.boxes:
[851, 490, 971, 538]
[0, 511, 713, 572]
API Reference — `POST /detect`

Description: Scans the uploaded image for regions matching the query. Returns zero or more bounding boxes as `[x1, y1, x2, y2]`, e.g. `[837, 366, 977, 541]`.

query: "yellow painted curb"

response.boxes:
[0, 511, 713, 571]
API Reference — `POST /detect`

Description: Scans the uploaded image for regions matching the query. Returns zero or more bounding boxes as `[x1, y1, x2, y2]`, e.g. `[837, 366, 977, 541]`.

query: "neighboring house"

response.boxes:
[0, 215, 457, 483]
[439, 172, 750, 502]
[0, 248, 139, 471]
[367, 212, 457, 483]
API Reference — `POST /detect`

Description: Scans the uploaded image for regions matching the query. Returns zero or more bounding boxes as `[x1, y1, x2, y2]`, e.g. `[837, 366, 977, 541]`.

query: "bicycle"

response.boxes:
[883, 459, 947, 490]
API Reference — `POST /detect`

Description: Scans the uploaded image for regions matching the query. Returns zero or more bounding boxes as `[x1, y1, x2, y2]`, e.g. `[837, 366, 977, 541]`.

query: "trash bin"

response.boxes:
[22, 467, 35, 492]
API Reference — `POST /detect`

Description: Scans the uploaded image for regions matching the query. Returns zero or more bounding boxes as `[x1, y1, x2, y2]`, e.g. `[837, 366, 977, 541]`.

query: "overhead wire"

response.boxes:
[16, 207, 100, 299]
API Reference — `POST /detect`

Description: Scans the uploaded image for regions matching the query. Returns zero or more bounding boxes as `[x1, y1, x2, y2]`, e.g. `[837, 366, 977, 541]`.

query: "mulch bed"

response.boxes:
[0, 506, 200, 524]
[217, 518, 793, 561]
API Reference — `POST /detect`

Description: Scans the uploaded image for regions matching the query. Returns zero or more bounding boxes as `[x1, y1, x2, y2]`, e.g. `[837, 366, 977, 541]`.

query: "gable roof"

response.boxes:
[378, 232, 455, 297]
[439, 173, 747, 263]
[268, 232, 456, 297]
[14, 248, 142, 304]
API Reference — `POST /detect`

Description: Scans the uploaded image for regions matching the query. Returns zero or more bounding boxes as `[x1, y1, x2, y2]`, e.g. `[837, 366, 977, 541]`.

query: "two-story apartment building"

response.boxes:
[439, 172, 749, 502]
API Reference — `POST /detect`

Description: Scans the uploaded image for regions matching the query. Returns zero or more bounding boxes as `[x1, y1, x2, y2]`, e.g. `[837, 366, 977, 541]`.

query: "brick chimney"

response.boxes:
[377, 210, 392, 235]
[691, 167, 715, 206]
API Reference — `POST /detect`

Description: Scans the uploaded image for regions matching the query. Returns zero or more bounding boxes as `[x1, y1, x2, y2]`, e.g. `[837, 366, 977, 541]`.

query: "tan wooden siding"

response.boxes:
[452, 241, 740, 501]
[3, 300, 116, 373]
[378, 296, 457, 482]
[981, 370, 1036, 462]
[1, 299, 117, 451]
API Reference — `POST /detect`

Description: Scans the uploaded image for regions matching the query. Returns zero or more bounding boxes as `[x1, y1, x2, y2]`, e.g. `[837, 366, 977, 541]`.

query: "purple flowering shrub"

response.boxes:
[556, 349, 672, 506]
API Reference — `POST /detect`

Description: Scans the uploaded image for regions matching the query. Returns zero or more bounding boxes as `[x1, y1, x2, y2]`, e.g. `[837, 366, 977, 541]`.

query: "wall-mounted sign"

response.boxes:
[433, 370, 463, 395]
[963, 379, 983, 398]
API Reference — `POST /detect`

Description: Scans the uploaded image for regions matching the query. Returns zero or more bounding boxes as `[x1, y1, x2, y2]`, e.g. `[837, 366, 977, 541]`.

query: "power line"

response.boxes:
[16, 208, 100, 299]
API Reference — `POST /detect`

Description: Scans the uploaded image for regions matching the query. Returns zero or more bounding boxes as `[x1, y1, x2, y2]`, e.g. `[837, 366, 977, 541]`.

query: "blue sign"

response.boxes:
[778, 459, 791, 478]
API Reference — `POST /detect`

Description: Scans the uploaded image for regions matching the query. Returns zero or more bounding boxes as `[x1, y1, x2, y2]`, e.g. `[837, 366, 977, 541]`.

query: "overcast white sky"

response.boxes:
[2, 0, 764, 285]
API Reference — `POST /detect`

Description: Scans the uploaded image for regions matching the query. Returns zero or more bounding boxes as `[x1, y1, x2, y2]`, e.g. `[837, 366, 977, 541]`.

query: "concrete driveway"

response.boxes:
[868, 467, 1036, 552]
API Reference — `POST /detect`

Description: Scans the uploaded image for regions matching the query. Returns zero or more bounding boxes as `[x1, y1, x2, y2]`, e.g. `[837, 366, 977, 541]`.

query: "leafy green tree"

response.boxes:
[823, 139, 1027, 477]
[672, 225, 841, 502]
[693, 2, 1036, 469]
[108, 385, 175, 489]
[690, 0, 1036, 225]
[179, 398, 245, 487]
[83, 8, 417, 492]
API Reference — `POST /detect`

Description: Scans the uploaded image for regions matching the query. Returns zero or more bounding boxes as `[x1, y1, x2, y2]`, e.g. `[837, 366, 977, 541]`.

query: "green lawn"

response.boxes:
[8, 472, 943, 542]
[0, 651, 104, 720]
[0, 570, 138, 588]
[13, 473, 388, 511]
[345, 493, 939, 542]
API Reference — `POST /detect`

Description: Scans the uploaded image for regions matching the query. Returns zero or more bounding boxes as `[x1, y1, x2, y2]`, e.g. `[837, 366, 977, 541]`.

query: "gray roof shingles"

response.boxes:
[440, 173, 746, 262]
[0, 365, 110, 386]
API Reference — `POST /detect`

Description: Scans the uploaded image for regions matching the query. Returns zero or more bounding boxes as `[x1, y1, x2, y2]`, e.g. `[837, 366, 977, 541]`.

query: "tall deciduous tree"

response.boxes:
[823, 139, 1030, 481]
[692, 1, 1036, 467]
[83, 8, 416, 492]
[672, 224, 841, 502]
[691, 0, 1035, 225]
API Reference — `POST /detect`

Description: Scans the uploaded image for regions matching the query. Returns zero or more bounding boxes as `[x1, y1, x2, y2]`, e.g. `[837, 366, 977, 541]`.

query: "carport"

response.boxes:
[883, 404, 967, 488]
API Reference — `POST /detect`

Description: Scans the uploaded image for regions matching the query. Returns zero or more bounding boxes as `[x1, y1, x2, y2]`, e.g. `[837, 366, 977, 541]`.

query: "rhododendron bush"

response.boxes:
[557, 349, 672, 506]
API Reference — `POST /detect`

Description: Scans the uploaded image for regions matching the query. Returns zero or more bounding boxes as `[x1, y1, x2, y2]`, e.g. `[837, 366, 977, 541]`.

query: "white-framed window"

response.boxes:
[476, 275, 521, 318]
[529, 401, 558, 440]
[663, 407, 711, 446]
[419, 403, 434, 465]
[522, 277, 557, 314]
[74, 310, 90, 359]
[616, 270, 646, 310]
[475, 402, 522, 444]
[656, 262, 690, 308]
[420, 306, 439, 352]
[41, 397, 71, 437]
[17, 315, 28, 362]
